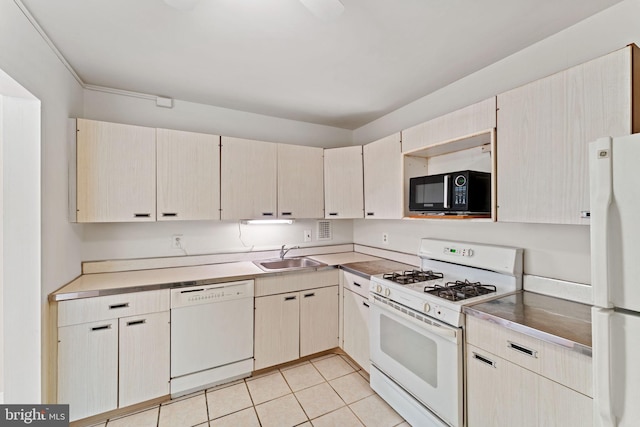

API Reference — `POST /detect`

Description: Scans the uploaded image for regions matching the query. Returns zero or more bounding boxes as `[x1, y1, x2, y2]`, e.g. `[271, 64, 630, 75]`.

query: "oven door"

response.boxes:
[370, 296, 463, 427]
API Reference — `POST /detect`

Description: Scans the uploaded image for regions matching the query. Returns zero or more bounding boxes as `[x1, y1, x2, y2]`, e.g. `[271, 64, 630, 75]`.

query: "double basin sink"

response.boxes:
[253, 257, 327, 272]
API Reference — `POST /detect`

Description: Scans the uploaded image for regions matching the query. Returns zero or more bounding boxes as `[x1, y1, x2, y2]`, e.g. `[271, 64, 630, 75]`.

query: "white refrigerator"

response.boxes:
[590, 134, 640, 427]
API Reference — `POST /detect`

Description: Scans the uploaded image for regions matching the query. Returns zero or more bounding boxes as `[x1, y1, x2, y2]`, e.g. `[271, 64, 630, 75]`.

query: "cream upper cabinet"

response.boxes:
[157, 129, 220, 221]
[363, 133, 402, 219]
[324, 145, 364, 219]
[74, 119, 156, 222]
[277, 144, 324, 219]
[402, 98, 496, 153]
[497, 45, 639, 224]
[220, 136, 277, 220]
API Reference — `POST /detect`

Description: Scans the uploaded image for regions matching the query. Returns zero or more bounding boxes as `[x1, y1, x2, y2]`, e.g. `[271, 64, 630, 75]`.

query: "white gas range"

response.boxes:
[369, 238, 523, 427]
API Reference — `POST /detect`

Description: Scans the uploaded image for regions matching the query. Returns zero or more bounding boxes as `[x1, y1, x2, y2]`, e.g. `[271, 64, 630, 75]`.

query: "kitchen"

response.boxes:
[1, 0, 640, 426]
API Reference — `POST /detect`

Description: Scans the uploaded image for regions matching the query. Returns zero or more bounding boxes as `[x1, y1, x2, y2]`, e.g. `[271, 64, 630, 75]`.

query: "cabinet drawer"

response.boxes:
[58, 289, 170, 327]
[343, 271, 370, 299]
[466, 316, 592, 396]
[255, 269, 339, 297]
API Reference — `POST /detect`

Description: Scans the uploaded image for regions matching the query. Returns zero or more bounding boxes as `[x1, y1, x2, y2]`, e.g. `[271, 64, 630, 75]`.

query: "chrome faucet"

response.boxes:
[280, 244, 300, 260]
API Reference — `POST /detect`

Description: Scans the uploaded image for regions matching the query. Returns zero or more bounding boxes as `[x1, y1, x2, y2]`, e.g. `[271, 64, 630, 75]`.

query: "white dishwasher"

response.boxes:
[170, 279, 254, 397]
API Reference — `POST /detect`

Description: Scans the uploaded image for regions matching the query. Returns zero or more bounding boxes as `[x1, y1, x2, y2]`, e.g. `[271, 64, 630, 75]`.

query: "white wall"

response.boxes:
[81, 219, 353, 262]
[83, 89, 352, 148]
[351, 0, 640, 285]
[0, 0, 84, 402]
[353, 0, 640, 145]
[1, 95, 41, 403]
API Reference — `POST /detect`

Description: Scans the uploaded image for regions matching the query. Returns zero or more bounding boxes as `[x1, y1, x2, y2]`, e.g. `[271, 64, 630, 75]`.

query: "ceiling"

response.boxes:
[21, 0, 623, 129]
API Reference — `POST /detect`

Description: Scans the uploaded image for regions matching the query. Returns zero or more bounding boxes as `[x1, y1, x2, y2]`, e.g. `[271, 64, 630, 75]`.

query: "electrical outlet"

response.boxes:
[172, 234, 184, 249]
[382, 233, 389, 244]
[304, 229, 312, 242]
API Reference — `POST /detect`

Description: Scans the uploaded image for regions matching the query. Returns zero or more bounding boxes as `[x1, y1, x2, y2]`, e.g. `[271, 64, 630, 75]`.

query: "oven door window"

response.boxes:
[380, 314, 438, 387]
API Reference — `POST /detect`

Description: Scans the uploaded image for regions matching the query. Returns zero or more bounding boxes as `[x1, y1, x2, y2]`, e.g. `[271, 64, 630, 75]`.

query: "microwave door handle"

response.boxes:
[443, 174, 451, 208]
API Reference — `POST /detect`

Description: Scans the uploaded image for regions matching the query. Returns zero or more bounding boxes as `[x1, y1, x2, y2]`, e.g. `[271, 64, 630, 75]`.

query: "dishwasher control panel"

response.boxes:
[170, 280, 254, 308]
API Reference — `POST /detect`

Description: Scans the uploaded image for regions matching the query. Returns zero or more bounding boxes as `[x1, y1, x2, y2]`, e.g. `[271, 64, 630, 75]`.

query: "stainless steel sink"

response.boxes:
[254, 257, 326, 272]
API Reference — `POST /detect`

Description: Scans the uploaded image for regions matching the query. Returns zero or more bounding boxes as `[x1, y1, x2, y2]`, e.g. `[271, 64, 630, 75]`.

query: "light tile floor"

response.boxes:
[91, 353, 408, 427]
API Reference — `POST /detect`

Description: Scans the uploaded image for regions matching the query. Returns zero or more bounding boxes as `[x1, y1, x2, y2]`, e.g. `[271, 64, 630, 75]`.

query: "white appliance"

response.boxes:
[369, 238, 523, 427]
[170, 280, 254, 397]
[590, 135, 640, 427]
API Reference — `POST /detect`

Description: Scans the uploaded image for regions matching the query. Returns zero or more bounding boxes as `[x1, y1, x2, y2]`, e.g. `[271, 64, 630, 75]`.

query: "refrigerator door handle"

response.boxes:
[589, 137, 613, 308]
[593, 308, 616, 427]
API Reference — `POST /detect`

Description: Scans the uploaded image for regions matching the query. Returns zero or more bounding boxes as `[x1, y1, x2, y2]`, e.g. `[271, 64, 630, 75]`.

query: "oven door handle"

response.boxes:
[372, 297, 458, 342]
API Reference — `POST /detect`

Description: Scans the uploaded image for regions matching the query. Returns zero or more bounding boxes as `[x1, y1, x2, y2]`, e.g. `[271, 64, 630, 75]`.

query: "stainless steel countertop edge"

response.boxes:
[463, 306, 592, 357]
[339, 265, 373, 279]
[49, 265, 336, 302]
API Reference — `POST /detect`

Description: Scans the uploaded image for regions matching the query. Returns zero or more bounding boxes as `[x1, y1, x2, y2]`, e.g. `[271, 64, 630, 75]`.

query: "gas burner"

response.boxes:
[382, 270, 444, 285]
[423, 279, 497, 301]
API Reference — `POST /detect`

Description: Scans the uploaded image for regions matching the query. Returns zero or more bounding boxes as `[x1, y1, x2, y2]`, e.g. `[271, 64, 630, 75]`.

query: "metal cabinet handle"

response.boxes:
[367, 212, 374, 216]
[353, 282, 362, 287]
[109, 303, 129, 310]
[443, 175, 451, 209]
[362, 301, 370, 308]
[304, 293, 315, 298]
[126, 319, 146, 327]
[329, 212, 338, 216]
[473, 352, 496, 368]
[134, 213, 151, 218]
[281, 212, 292, 216]
[162, 212, 178, 217]
[262, 212, 274, 216]
[91, 324, 112, 332]
[284, 296, 297, 301]
[507, 341, 538, 358]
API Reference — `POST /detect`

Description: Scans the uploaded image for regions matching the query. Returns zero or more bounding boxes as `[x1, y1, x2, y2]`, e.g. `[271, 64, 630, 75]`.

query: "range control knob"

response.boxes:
[384, 288, 391, 297]
[375, 284, 383, 293]
[423, 303, 431, 313]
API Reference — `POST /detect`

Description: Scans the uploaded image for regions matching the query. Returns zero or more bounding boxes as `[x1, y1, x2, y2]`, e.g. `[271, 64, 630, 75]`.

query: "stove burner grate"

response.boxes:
[423, 279, 497, 301]
[383, 269, 444, 285]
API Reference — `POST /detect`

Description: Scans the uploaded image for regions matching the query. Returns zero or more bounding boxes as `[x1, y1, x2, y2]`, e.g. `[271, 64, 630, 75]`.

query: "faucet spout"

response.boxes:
[280, 245, 300, 260]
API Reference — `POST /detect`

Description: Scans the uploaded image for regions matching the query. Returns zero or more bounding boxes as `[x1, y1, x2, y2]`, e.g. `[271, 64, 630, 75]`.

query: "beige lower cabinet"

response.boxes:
[254, 292, 301, 370]
[254, 270, 340, 370]
[466, 316, 592, 427]
[300, 286, 339, 357]
[56, 290, 170, 422]
[341, 270, 371, 372]
[118, 311, 170, 407]
[342, 288, 370, 372]
[58, 319, 119, 421]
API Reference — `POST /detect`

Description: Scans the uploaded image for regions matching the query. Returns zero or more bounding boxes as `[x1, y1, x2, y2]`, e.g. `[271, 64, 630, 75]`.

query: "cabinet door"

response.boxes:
[254, 292, 300, 370]
[58, 320, 118, 421]
[363, 133, 402, 219]
[220, 137, 277, 220]
[300, 285, 339, 357]
[497, 46, 633, 224]
[466, 344, 539, 427]
[324, 146, 364, 219]
[277, 144, 324, 219]
[76, 119, 156, 222]
[157, 129, 220, 221]
[538, 375, 593, 427]
[342, 289, 370, 372]
[119, 311, 170, 407]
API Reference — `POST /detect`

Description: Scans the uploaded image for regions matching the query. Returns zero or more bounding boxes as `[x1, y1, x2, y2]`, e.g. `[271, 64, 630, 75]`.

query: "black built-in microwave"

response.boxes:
[409, 170, 491, 214]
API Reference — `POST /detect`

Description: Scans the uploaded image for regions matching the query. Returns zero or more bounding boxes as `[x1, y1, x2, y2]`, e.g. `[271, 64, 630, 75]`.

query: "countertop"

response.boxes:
[464, 291, 592, 356]
[51, 252, 384, 302]
[340, 259, 416, 278]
